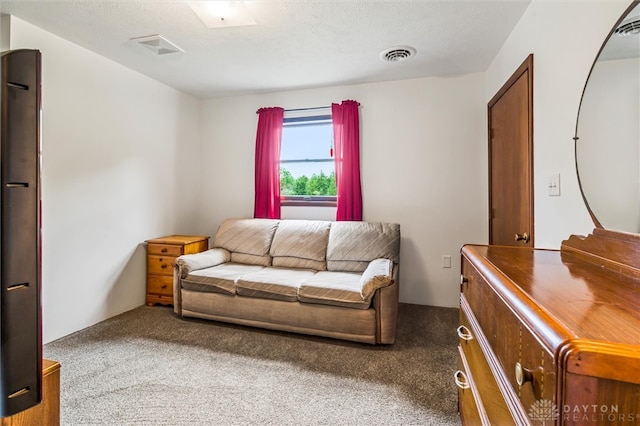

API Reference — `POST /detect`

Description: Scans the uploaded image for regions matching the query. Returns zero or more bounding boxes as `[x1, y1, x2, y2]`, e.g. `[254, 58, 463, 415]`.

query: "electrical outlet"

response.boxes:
[442, 255, 452, 268]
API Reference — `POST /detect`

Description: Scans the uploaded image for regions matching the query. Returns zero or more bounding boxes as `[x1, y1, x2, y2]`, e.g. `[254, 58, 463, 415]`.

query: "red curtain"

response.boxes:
[254, 107, 284, 219]
[332, 100, 362, 221]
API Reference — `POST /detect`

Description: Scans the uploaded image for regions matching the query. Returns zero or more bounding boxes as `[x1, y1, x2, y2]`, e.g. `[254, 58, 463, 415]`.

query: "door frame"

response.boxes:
[487, 54, 534, 246]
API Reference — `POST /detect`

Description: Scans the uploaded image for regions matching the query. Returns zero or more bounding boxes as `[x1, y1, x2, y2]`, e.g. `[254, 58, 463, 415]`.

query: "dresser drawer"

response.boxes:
[147, 275, 173, 296]
[456, 346, 485, 425]
[148, 243, 183, 256]
[459, 297, 516, 425]
[461, 256, 556, 420]
[147, 255, 176, 276]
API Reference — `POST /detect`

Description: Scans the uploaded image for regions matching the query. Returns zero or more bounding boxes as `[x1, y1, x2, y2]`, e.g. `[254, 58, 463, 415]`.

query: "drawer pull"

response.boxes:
[161, 248, 168, 253]
[460, 275, 469, 285]
[515, 362, 533, 386]
[454, 370, 470, 389]
[456, 325, 473, 341]
[161, 284, 167, 289]
[161, 264, 168, 269]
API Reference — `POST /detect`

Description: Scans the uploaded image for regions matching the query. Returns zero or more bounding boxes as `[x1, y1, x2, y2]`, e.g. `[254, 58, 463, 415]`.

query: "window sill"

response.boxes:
[281, 196, 337, 207]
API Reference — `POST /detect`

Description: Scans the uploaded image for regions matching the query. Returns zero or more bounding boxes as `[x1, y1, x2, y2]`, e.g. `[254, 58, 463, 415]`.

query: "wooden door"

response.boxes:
[488, 55, 534, 246]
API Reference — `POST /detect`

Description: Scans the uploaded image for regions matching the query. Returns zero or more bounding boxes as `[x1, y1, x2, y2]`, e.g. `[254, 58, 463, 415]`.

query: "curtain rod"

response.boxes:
[256, 105, 331, 114]
[285, 106, 330, 112]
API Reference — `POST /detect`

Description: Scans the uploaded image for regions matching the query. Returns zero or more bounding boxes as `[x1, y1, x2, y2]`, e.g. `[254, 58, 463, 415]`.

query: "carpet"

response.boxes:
[43, 303, 462, 425]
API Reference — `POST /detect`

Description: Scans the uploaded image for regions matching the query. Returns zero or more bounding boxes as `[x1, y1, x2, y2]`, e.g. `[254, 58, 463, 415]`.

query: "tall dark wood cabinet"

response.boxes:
[0, 49, 43, 417]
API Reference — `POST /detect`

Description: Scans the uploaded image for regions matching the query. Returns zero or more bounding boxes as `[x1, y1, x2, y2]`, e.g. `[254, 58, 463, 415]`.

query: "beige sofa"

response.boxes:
[173, 218, 400, 344]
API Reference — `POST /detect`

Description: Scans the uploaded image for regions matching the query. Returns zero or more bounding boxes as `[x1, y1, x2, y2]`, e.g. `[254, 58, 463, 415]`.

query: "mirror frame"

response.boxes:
[573, 0, 639, 231]
[563, 0, 640, 276]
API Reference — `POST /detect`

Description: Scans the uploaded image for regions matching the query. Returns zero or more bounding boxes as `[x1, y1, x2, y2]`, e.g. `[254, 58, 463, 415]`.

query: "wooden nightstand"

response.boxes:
[145, 235, 209, 306]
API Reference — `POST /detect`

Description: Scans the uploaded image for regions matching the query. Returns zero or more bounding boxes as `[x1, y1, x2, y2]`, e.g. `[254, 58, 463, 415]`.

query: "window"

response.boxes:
[280, 113, 337, 206]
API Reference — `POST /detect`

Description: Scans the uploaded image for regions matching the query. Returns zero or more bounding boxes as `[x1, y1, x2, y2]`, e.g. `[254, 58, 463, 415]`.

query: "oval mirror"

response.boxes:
[575, 1, 640, 233]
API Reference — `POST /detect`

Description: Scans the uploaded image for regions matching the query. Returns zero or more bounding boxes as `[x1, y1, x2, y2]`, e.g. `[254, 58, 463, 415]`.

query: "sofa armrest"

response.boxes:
[373, 264, 399, 344]
[173, 248, 230, 316]
[174, 248, 231, 278]
[360, 258, 394, 300]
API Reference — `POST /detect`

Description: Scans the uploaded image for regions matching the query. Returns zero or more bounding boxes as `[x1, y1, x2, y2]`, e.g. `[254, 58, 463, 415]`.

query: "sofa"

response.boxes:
[172, 218, 401, 344]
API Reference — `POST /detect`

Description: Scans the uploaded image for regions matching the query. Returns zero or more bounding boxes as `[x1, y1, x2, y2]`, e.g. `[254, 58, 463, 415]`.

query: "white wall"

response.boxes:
[487, 0, 633, 248]
[9, 17, 202, 343]
[200, 74, 488, 308]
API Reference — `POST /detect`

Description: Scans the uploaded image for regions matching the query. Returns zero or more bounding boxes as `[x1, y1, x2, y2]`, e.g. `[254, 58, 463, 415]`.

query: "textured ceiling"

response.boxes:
[0, 0, 532, 99]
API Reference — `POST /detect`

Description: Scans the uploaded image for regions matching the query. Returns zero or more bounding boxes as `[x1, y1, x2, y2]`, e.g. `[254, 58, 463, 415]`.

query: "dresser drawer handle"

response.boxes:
[460, 275, 469, 285]
[454, 370, 470, 389]
[161, 264, 168, 269]
[456, 325, 473, 341]
[515, 362, 534, 386]
[161, 284, 167, 289]
[161, 248, 168, 253]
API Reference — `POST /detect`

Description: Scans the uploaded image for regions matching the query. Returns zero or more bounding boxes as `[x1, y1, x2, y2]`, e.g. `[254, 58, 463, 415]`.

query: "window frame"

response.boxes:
[280, 113, 337, 207]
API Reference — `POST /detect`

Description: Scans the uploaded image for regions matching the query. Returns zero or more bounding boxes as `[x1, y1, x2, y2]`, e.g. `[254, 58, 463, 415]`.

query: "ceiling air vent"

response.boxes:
[380, 46, 416, 62]
[130, 35, 184, 55]
[615, 18, 640, 37]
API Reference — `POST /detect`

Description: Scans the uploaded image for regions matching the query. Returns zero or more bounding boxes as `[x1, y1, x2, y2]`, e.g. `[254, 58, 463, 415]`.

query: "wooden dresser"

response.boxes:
[457, 238, 640, 425]
[1, 359, 60, 426]
[146, 235, 209, 306]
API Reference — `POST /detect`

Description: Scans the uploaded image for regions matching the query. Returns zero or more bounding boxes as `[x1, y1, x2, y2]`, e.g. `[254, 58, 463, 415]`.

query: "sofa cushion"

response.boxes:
[236, 267, 316, 302]
[270, 220, 331, 271]
[212, 218, 279, 266]
[231, 252, 271, 267]
[360, 258, 393, 300]
[182, 263, 264, 295]
[297, 271, 371, 310]
[327, 222, 400, 272]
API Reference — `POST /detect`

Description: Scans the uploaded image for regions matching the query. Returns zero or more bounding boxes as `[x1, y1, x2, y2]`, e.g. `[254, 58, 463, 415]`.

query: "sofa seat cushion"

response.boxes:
[298, 271, 371, 310]
[182, 263, 264, 295]
[236, 267, 316, 302]
[270, 220, 331, 271]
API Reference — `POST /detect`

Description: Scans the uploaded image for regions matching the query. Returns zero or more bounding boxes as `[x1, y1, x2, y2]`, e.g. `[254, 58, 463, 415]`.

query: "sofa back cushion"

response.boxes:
[270, 220, 331, 271]
[327, 222, 400, 272]
[212, 218, 279, 266]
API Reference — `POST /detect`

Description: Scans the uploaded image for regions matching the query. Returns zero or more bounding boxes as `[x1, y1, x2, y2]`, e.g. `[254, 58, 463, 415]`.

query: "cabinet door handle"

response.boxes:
[454, 370, 470, 389]
[515, 232, 530, 243]
[456, 325, 473, 341]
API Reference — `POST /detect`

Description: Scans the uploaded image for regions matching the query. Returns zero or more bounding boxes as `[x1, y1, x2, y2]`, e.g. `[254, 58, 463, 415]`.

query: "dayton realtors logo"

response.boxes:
[528, 399, 639, 424]
[528, 399, 559, 424]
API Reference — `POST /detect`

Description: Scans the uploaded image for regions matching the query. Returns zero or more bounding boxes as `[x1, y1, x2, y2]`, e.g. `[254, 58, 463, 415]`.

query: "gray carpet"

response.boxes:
[44, 303, 462, 426]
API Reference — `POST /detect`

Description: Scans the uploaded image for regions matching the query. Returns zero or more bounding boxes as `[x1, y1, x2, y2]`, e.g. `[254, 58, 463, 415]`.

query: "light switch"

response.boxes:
[548, 173, 560, 196]
[442, 255, 452, 268]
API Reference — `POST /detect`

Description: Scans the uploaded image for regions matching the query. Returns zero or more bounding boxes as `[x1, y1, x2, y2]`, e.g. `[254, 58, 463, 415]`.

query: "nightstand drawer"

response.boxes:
[147, 255, 176, 275]
[148, 275, 173, 296]
[148, 243, 183, 256]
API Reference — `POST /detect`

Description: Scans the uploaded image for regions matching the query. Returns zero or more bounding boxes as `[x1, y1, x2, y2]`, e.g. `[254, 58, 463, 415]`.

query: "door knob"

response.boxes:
[515, 232, 530, 243]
